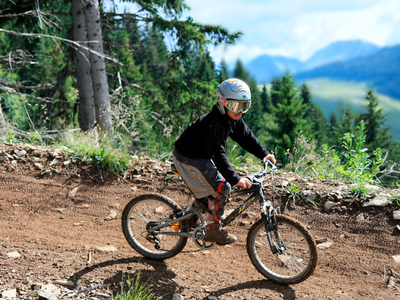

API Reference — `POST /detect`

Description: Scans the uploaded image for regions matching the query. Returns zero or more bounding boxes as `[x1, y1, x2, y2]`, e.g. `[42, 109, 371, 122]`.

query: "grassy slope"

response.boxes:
[304, 79, 400, 141]
[259, 79, 400, 141]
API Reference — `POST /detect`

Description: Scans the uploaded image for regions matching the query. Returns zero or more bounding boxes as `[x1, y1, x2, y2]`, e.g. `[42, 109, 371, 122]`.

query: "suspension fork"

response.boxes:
[261, 207, 283, 255]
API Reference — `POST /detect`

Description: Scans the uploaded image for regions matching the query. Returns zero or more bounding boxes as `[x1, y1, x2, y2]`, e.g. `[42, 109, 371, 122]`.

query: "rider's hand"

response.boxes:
[263, 154, 276, 165]
[235, 177, 252, 189]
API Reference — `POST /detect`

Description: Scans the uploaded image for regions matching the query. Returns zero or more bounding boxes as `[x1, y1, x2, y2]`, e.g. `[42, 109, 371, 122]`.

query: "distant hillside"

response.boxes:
[295, 45, 400, 99]
[245, 40, 380, 84]
[245, 55, 302, 83]
[304, 40, 380, 70]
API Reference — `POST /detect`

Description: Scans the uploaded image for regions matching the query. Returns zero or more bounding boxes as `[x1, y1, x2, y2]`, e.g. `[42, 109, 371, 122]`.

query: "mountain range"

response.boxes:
[244, 40, 400, 100]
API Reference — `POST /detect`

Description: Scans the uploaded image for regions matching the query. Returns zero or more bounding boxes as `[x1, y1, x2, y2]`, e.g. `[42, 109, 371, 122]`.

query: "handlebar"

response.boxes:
[253, 159, 277, 178]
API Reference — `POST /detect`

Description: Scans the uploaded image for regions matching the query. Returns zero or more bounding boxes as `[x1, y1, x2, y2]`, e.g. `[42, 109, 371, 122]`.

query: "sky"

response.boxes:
[105, 0, 400, 64]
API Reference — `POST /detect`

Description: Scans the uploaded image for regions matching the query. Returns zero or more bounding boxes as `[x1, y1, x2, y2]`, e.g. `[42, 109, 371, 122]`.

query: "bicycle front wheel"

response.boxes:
[247, 215, 318, 285]
[122, 193, 188, 260]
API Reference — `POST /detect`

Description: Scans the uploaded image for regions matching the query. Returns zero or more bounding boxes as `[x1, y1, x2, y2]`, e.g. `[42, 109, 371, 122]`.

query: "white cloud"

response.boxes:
[105, 0, 400, 63]
[184, 0, 400, 62]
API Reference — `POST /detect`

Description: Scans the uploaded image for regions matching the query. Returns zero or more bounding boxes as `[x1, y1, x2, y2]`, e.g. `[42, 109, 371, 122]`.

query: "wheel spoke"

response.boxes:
[247, 216, 317, 284]
[122, 195, 188, 260]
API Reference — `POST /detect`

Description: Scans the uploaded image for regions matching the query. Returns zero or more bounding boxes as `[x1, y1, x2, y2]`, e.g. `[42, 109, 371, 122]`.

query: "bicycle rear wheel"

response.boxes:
[122, 193, 188, 260]
[247, 215, 317, 285]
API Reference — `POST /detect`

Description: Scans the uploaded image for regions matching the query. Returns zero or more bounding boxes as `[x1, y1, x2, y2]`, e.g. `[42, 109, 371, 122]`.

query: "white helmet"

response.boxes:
[216, 78, 251, 115]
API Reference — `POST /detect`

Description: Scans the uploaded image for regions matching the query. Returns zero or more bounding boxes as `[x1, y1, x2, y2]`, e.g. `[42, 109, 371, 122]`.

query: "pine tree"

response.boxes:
[269, 74, 307, 163]
[300, 83, 311, 105]
[217, 60, 229, 82]
[328, 112, 340, 142]
[307, 104, 329, 146]
[360, 89, 392, 152]
[270, 78, 282, 107]
[261, 84, 272, 114]
[233, 59, 250, 81]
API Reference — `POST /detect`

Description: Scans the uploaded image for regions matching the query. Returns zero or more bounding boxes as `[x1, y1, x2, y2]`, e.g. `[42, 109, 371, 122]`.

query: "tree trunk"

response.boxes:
[72, 0, 96, 132]
[0, 102, 6, 130]
[84, 0, 112, 132]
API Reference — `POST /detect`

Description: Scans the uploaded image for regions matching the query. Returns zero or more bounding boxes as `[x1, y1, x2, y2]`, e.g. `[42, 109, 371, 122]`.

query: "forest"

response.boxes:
[0, 0, 399, 188]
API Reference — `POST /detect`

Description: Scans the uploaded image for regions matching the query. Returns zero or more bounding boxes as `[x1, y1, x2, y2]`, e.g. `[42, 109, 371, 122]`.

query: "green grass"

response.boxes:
[112, 271, 160, 300]
[58, 130, 131, 174]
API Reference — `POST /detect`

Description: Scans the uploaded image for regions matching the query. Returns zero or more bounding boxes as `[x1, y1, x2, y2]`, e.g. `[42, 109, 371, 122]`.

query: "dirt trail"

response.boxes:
[0, 145, 399, 299]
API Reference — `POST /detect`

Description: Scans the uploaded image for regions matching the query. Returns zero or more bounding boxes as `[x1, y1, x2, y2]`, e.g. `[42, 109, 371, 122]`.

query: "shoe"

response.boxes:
[204, 223, 237, 245]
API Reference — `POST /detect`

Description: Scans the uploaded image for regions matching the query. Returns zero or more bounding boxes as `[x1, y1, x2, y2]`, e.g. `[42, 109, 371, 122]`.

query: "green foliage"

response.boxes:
[59, 130, 131, 174]
[348, 185, 371, 198]
[112, 271, 160, 300]
[312, 121, 384, 185]
[284, 134, 318, 176]
[267, 74, 308, 164]
[281, 182, 303, 207]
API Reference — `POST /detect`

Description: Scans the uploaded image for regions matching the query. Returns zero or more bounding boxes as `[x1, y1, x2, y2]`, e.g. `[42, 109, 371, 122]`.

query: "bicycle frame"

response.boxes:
[147, 164, 283, 255]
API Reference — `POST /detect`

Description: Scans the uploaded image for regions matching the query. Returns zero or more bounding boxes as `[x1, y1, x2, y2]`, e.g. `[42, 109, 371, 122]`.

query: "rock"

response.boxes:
[393, 211, 400, 220]
[40, 284, 60, 295]
[303, 190, 317, 201]
[364, 184, 381, 192]
[207, 296, 217, 300]
[324, 201, 341, 213]
[6, 251, 21, 258]
[49, 159, 58, 166]
[315, 237, 328, 244]
[362, 194, 390, 207]
[387, 276, 397, 288]
[34, 163, 43, 170]
[10, 160, 17, 165]
[0, 156, 8, 162]
[393, 255, 400, 264]
[172, 293, 184, 300]
[14, 149, 27, 157]
[105, 210, 117, 221]
[63, 160, 70, 166]
[48, 152, 59, 159]
[38, 291, 57, 300]
[97, 245, 117, 252]
[281, 181, 289, 187]
[356, 213, 365, 221]
[155, 206, 164, 215]
[1, 289, 17, 299]
[68, 187, 79, 199]
[317, 241, 333, 250]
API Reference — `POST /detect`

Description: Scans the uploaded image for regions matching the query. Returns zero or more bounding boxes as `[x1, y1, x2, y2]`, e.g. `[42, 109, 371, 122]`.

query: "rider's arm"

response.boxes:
[230, 119, 270, 161]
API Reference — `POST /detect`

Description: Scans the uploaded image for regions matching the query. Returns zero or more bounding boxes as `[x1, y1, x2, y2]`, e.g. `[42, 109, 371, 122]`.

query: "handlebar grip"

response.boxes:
[264, 159, 277, 170]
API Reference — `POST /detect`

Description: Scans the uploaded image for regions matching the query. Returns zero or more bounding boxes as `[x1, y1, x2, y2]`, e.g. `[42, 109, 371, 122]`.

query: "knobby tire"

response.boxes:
[122, 193, 188, 260]
[247, 215, 318, 285]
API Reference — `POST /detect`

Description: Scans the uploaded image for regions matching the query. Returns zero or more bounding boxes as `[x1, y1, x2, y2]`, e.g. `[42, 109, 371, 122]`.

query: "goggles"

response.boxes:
[223, 98, 251, 113]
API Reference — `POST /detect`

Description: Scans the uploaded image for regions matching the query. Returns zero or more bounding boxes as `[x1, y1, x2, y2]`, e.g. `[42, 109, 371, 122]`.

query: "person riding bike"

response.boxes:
[173, 78, 276, 245]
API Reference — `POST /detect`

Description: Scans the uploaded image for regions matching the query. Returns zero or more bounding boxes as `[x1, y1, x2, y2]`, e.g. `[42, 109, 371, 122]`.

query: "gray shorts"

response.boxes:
[173, 149, 225, 199]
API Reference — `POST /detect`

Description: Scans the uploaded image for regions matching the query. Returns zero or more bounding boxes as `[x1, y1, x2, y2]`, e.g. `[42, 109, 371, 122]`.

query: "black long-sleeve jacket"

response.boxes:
[174, 105, 269, 186]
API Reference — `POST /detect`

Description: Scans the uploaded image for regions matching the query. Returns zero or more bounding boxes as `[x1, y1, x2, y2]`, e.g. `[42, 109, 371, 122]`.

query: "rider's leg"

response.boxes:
[204, 192, 237, 245]
[172, 150, 236, 244]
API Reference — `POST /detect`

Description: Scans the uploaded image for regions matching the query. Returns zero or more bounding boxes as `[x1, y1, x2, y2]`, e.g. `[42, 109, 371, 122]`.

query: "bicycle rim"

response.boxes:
[247, 216, 317, 284]
[122, 194, 187, 259]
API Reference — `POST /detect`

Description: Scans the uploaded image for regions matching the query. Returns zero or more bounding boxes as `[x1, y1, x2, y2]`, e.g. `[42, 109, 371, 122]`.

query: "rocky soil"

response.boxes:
[0, 142, 400, 300]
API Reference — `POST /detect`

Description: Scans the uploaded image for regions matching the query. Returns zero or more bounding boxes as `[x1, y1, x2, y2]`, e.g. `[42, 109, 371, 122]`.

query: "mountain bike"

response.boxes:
[122, 160, 318, 285]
